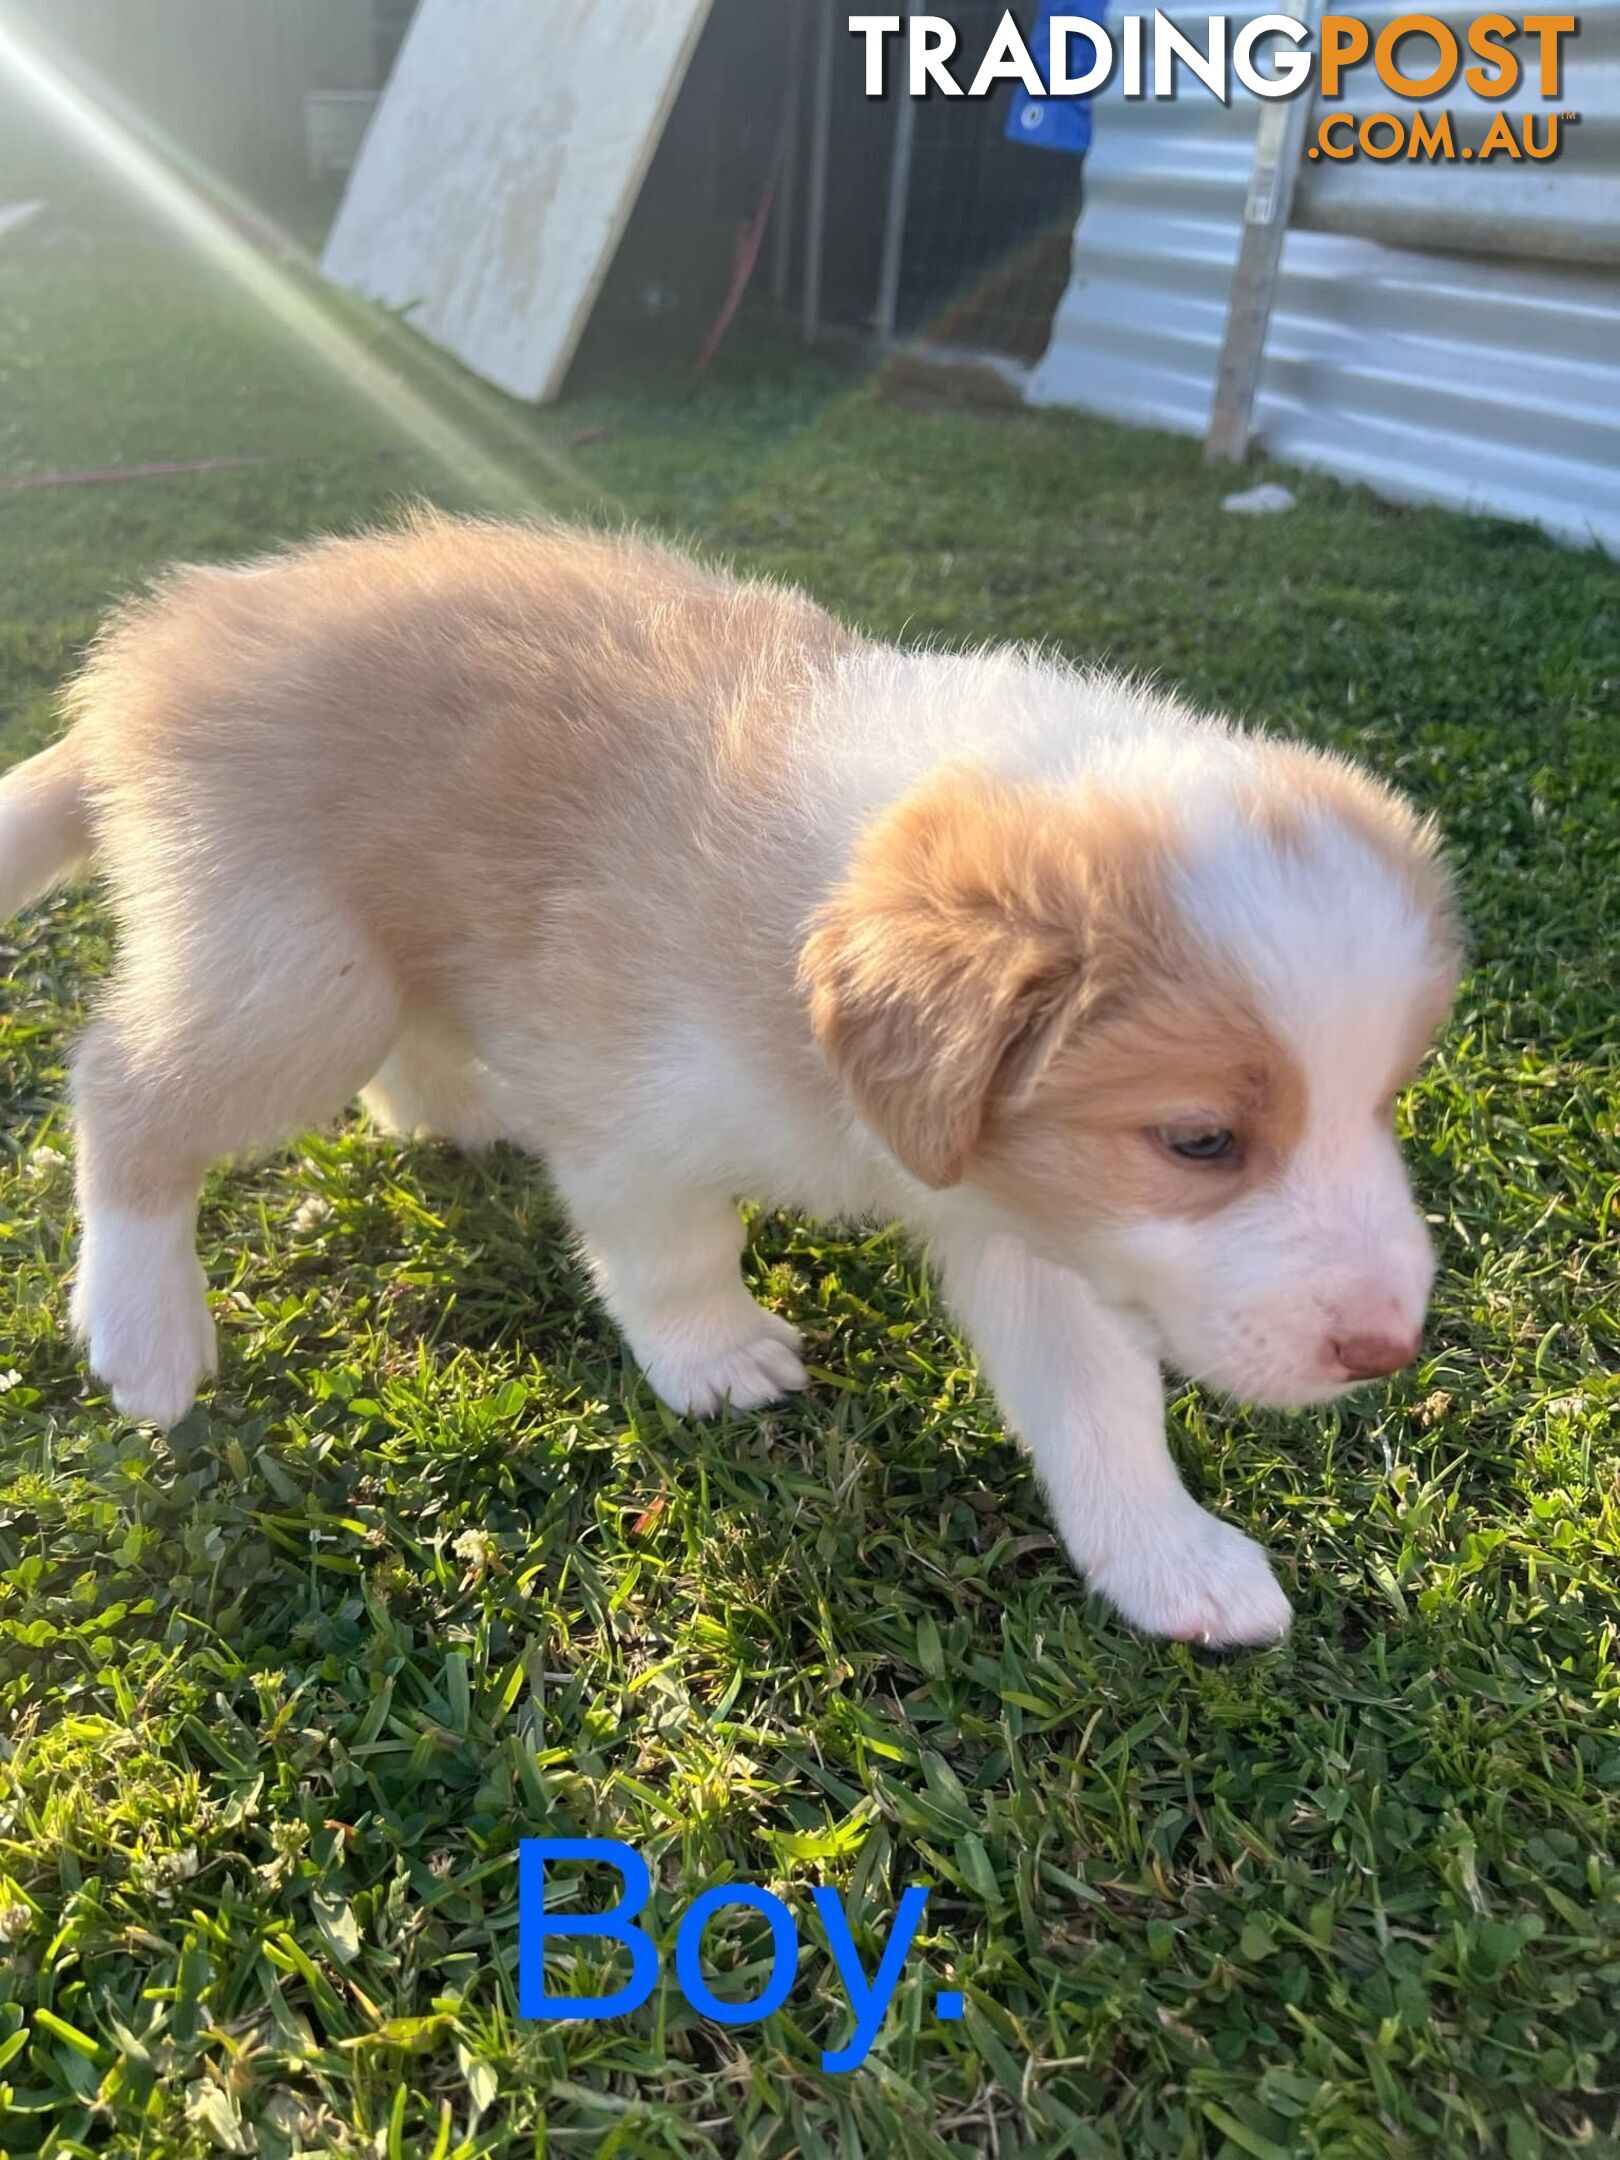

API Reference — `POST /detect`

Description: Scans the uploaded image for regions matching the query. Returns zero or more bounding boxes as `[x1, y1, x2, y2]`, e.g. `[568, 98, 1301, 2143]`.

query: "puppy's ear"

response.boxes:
[800, 772, 1148, 1187]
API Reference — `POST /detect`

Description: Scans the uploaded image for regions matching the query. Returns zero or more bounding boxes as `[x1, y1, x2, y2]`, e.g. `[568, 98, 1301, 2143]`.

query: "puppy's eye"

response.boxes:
[1158, 1125, 1237, 1163]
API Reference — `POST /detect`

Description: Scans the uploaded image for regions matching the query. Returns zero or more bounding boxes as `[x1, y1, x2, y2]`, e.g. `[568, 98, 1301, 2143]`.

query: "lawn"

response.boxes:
[1, 192, 1618, 2160]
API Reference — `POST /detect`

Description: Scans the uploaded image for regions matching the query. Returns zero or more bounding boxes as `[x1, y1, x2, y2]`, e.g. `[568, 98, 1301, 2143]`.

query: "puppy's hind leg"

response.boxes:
[361, 1016, 508, 1150]
[70, 900, 400, 1426]
[554, 1161, 808, 1417]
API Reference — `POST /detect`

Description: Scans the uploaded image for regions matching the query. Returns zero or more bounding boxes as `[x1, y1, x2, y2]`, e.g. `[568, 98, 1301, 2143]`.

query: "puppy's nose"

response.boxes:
[1331, 1330, 1421, 1381]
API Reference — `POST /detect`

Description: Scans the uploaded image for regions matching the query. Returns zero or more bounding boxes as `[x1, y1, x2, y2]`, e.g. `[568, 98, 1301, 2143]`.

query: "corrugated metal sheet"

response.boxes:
[1297, 0, 1620, 265]
[1027, 2, 1620, 552]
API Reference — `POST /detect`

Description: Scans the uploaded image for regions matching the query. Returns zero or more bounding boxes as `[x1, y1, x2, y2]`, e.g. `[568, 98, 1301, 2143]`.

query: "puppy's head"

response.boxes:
[800, 749, 1460, 1406]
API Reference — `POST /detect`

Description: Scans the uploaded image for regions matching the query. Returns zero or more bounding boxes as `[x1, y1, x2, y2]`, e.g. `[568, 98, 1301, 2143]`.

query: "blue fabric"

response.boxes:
[1003, 0, 1109, 156]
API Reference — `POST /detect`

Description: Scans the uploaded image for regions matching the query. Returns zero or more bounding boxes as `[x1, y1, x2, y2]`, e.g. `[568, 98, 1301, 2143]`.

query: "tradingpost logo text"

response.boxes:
[851, 11, 1580, 162]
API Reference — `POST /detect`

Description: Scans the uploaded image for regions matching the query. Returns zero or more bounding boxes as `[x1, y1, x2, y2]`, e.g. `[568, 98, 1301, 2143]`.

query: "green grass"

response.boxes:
[1, 199, 1618, 2160]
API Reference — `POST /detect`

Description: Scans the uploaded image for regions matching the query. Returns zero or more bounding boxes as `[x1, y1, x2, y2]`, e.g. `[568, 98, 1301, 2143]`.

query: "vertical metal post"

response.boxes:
[771, 3, 804, 304]
[873, 76, 916, 340]
[770, 77, 800, 301]
[1204, 4, 1320, 462]
[802, 0, 834, 342]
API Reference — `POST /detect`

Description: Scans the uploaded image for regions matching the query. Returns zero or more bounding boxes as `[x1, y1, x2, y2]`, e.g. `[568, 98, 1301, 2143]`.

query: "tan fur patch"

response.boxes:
[800, 770, 1189, 1187]
[55, 513, 855, 1199]
[801, 763, 1341, 1218]
[64, 512, 849, 1002]
[977, 983, 1309, 1229]
[968, 747, 1457, 1229]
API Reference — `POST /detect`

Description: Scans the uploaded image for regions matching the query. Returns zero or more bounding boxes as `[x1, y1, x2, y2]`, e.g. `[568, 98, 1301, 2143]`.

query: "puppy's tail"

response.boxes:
[0, 735, 90, 917]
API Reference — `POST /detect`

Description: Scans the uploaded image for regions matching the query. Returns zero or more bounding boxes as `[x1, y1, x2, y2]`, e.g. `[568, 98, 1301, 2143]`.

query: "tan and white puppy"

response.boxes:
[0, 519, 1460, 1645]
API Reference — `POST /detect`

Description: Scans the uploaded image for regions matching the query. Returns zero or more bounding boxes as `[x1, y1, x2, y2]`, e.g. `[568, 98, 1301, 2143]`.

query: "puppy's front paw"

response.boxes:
[80, 1294, 217, 1428]
[1090, 1504, 1291, 1648]
[71, 1212, 218, 1429]
[636, 1305, 808, 1418]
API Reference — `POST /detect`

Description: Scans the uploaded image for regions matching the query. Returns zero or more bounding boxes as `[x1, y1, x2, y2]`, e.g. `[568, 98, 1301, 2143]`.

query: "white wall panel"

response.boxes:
[323, 0, 713, 404]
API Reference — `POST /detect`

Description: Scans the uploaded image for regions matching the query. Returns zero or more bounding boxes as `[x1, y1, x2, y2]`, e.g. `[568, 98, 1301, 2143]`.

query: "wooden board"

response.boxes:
[322, 0, 714, 403]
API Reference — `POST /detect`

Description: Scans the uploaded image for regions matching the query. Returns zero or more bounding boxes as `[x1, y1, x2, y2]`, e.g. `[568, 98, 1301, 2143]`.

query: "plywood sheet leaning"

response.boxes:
[322, 0, 715, 403]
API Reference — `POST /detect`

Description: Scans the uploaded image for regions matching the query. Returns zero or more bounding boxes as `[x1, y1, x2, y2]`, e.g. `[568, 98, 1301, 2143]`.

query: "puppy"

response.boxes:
[0, 517, 1460, 1645]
